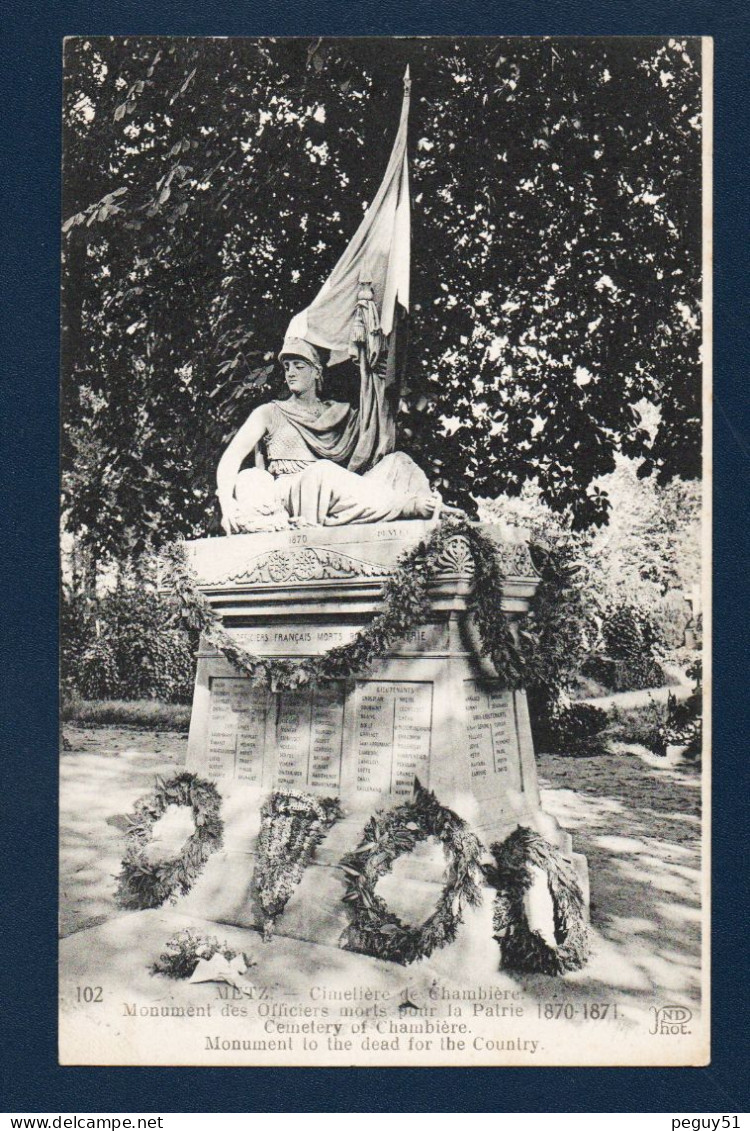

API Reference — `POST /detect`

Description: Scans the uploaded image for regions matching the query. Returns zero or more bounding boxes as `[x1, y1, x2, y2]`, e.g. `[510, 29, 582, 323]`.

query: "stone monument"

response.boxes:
[175, 519, 588, 946]
[170, 69, 588, 951]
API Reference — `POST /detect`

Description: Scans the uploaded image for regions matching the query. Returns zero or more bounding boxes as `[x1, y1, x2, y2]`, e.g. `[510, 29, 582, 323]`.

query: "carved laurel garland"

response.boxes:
[161, 517, 531, 692]
[233, 547, 393, 586]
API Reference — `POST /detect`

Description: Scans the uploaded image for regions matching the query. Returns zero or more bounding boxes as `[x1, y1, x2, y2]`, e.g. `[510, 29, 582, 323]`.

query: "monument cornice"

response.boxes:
[179, 520, 539, 620]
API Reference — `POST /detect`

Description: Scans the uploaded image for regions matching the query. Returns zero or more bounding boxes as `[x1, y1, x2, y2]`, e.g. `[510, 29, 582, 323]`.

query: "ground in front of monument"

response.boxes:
[59, 719, 703, 1067]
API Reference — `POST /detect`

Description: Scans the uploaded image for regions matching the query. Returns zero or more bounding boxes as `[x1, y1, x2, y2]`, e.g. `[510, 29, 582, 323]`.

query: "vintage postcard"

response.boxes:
[59, 35, 710, 1066]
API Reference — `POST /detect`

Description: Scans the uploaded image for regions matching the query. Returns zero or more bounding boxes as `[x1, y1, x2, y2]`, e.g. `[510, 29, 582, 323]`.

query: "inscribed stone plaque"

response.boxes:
[354, 680, 433, 797]
[274, 683, 345, 792]
[274, 689, 313, 789]
[204, 678, 345, 789]
[206, 678, 270, 781]
[463, 681, 522, 796]
[307, 683, 346, 791]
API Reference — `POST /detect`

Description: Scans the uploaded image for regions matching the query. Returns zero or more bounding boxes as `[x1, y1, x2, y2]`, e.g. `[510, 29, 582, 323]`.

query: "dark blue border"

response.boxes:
[3, 0, 748, 1114]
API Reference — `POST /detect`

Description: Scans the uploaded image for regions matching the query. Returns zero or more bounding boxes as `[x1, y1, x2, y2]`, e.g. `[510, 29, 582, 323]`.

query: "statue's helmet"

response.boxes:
[278, 337, 323, 369]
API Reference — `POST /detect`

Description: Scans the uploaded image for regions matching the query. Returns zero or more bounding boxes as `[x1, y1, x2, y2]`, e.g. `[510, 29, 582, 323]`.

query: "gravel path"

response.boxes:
[59, 725, 185, 938]
[538, 748, 703, 1007]
[577, 663, 693, 711]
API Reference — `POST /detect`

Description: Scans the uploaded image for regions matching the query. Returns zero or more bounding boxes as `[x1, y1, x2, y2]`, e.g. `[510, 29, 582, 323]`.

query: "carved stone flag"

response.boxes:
[285, 68, 411, 367]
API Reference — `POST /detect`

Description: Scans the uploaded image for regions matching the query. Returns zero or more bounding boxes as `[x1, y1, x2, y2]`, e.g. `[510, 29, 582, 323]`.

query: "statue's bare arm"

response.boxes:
[216, 405, 272, 533]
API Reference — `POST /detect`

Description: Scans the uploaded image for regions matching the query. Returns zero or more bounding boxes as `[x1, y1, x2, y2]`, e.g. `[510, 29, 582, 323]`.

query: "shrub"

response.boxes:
[582, 652, 665, 693]
[658, 660, 703, 762]
[545, 703, 610, 756]
[523, 533, 601, 750]
[588, 603, 667, 691]
[608, 699, 667, 749]
[61, 569, 199, 705]
[603, 602, 662, 659]
[607, 672, 702, 762]
[613, 656, 665, 692]
[95, 588, 198, 703]
[79, 636, 120, 700]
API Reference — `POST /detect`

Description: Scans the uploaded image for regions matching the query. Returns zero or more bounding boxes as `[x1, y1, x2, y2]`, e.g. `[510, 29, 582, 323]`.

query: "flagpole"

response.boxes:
[285, 68, 413, 470]
[347, 70, 411, 471]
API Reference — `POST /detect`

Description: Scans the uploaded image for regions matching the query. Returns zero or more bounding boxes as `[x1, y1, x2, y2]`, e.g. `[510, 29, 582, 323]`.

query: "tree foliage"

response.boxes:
[585, 457, 702, 600]
[483, 454, 702, 611]
[62, 582, 198, 704]
[62, 36, 702, 562]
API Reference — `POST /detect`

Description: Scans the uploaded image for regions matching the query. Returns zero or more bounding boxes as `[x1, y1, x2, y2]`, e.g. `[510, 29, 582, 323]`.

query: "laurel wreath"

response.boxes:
[161, 516, 529, 692]
[253, 790, 343, 941]
[485, 826, 590, 975]
[115, 772, 224, 910]
[339, 779, 483, 965]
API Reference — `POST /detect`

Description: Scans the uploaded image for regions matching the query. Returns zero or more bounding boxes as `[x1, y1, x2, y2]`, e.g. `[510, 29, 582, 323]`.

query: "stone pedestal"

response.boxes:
[172, 520, 587, 946]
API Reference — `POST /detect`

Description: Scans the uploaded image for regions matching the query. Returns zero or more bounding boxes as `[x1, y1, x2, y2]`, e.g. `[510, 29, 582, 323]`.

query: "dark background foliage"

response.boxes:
[62, 36, 702, 565]
[61, 584, 198, 703]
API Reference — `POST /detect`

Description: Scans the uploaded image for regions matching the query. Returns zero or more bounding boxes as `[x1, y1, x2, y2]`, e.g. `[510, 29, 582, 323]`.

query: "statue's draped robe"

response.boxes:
[235, 397, 431, 529]
[266, 399, 360, 468]
[265, 339, 404, 476]
[234, 74, 424, 529]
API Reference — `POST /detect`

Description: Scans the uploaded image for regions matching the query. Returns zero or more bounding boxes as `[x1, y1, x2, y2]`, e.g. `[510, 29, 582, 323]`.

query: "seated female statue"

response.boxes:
[216, 338, 440, 534]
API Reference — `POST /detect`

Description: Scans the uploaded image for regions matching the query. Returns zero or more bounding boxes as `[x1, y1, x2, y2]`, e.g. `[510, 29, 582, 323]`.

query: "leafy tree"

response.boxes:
[585, 457, 702, 601]
[62, 578, 198, 703]
[62, 36, 702, 566]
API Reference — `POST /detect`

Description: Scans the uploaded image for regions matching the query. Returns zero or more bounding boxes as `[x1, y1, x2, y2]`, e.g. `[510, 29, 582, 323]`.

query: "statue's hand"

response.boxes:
[220, 498, 243, 535]
[440, 502, 468, 519]
[426, 491, 443, 519]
